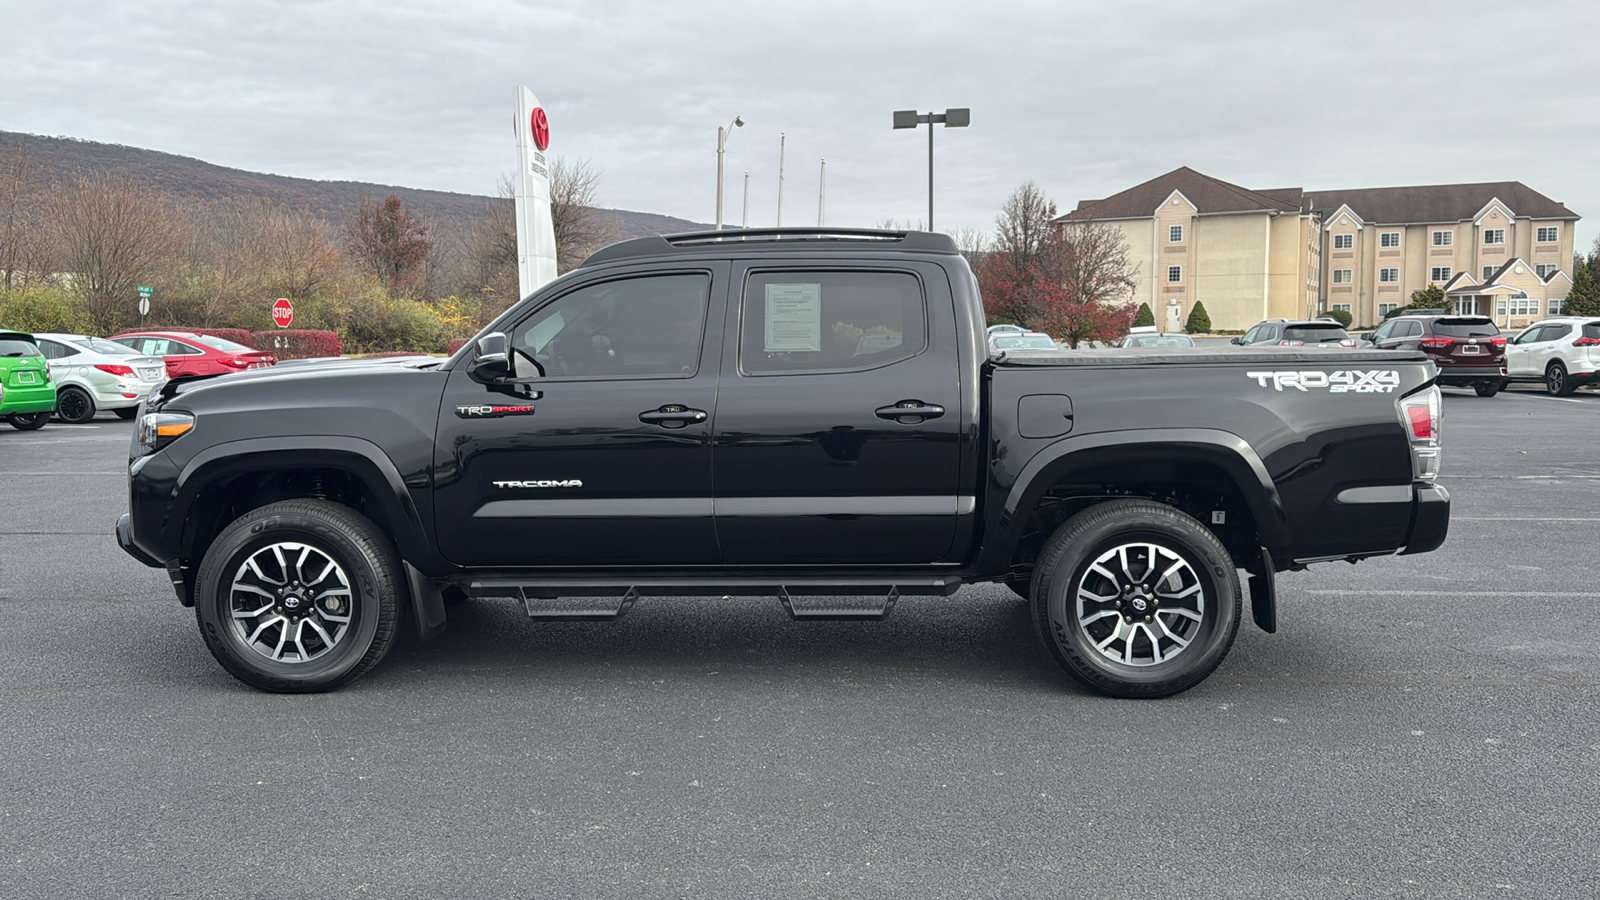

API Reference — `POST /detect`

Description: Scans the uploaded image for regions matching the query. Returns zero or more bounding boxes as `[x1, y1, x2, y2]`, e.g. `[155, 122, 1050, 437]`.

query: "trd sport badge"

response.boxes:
[456, 404, 535, 418]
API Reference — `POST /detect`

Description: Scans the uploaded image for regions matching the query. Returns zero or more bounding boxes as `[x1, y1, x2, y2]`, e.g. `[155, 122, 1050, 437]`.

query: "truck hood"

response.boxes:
[152, 354, 444, 406]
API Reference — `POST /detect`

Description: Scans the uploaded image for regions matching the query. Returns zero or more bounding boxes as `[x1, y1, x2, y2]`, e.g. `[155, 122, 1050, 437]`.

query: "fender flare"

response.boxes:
[982, 428, 1290, 571]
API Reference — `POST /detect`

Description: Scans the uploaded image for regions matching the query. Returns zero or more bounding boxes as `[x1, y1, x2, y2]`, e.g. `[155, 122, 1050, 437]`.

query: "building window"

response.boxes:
[1378, 302, 1398, 316]
[1482, 265, 1497, 280]
[1508, 293, 1535, 317]
[1168, 266, 1182, 283]
[1432, 230, 1453, 246]
[1333, 234, 1353, 250]
[1536, 264, 1558, 279]
[1379, 268, 1399, 283]
[1484, 228, 1505, 245]
[1430, 266, 1451, 283]
[1380, 232, 1400, 248]
[1550, 298, 1564, 315]
[1497, 298, 1506, 317]
[1330, 303, 1352, 313]
[1537, 226, 1559, 243]
[1332, 269, 1352, 284]
[1169, 224, 1183, 242]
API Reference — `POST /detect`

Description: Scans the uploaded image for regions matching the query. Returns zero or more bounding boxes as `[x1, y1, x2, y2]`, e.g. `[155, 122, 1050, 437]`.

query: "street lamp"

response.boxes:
[716, 115, 744, 230]
[892, 107, 969, 232]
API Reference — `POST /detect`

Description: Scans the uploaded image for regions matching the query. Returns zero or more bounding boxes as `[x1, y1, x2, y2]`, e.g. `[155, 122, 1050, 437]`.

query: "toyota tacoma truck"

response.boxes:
[116, 228, 1450, 697]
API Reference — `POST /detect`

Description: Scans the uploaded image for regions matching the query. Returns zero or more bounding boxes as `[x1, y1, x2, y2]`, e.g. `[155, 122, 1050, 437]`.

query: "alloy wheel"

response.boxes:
[227, 542, 355, 664]
[1074, 542, 1206, 667]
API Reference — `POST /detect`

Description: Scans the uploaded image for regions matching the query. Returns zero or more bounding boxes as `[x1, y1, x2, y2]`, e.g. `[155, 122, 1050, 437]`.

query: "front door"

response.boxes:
[434, 266, 726, 567]
[711, 262, 965, 564]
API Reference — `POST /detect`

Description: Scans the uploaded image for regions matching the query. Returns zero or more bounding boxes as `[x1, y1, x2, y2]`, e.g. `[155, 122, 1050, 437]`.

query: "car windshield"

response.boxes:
[192, 334, 256, 352]
[1126, 334, 1195, 347]
[1431, 318, 1499, 337]
[0, 338, 42, 357]
[77, 337, 142, 356]
[1284, 324, 1350, 342]
[993, 335, 1055, 350]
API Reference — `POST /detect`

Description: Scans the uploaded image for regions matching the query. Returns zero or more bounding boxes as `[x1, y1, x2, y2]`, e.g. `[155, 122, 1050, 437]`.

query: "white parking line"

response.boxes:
[1505, 392, 1587, 404]
[1454, 516, 1600, 522]
[1308, 590, 1600, 598]
[2, 472, 124, 476]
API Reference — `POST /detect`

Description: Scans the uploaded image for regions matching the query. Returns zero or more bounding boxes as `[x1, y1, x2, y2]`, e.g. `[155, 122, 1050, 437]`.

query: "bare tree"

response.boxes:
[548, 157, 616, 273]
[0, 138, 52, 288]
[48, 173, 178, 332]
[993, 181, 1056, 268]
[949, 226, 988, 265]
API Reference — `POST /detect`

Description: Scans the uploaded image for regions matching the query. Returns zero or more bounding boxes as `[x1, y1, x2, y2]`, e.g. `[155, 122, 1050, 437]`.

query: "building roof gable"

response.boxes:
[1058, 167, 1301, 222]
[1305, 182, 1577, 224]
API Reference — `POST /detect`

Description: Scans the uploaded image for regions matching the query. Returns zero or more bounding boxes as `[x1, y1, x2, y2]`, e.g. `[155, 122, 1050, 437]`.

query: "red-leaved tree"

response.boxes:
[344, 193, 432, 296]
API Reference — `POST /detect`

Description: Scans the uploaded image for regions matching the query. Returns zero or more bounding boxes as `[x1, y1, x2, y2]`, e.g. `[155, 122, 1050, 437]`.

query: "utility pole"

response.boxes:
[776, 132, 786, 227]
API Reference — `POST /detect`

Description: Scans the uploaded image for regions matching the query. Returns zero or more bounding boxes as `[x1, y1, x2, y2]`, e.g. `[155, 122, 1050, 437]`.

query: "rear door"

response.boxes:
[433, 265, 727, 567]
[710, 261, 965, 564]
[1505, 325, 1540, 376]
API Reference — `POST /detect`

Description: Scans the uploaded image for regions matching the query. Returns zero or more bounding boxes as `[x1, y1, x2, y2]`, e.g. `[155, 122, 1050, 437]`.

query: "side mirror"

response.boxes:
[1229, 337, 1243, 345]
[467, 332, 511, 383]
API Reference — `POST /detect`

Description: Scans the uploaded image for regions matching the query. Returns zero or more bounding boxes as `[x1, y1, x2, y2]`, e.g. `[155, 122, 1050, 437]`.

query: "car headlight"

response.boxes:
[136, 411, 195, 454]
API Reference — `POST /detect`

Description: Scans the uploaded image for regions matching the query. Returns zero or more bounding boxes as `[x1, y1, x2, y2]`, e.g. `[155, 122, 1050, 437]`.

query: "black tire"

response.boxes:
[7, 412, 48, 431]
[1473, 381, 1500, 398]
[1030, 500, 1241, 698]
[56, 386, 96, 423]
[113, 406, 139, 420]
[1547, 362, 1576, 397]
[194, 499, 401, 693]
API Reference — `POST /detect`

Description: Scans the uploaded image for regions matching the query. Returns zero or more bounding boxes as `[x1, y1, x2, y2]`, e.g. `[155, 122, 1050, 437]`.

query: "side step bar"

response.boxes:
[466, 575, 962, 622]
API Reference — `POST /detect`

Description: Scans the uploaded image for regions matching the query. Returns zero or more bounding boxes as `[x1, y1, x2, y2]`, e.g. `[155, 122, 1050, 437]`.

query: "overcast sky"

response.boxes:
[4, 0, 1598, 250]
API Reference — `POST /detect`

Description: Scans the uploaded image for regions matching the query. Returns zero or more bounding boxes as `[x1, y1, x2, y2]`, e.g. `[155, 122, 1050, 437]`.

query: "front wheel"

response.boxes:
[7, 412, 48, 431]
[56, 385, 96, 423]
[1473, 381, 1500, 398]
[194, 499, 401, 692]
[1547, 363, 1576, 397]
[1030, 500, 1241, 698]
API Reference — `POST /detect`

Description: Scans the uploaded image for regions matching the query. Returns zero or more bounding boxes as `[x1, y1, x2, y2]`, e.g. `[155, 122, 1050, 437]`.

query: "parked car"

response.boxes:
[986, 324, 1026, 336]
[1367, 314, 1506, 396]
[1503, 316, 1600, 396]
[989, 332, 1057, 352]
[1232, 319, 1358, 348]
[1118, 327, 1196, 348]
[119, 227, 1449, 699]
[33, 333, 168, 423]
[0, 330, 56, 430]
[111, 331, 275, 377]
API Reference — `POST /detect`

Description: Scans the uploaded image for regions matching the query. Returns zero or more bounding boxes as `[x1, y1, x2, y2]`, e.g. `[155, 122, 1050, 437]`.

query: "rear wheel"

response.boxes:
[194, 499, 401, 693]
[114, 406, 139, 420]
[7, 412, 48, 431]
[56, 386, 96, 423]
[1473, 381, 1500, 398]
[1547, 362, 1576, 396]
[1030, 500, 1240, 698]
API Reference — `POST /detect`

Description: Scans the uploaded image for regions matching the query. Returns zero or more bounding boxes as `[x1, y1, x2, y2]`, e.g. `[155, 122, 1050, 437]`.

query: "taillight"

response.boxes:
[1489, 336, 1507, 347]
[1278, 339, 1304, 346]
[219, 357, 251, 369]
[1339, 339, 1356, 347]
[1419, 337, 1452, 349]
[1398, 386, 1441, 481]
[1574, 336, 1600, 347]
[95, 364, 136, 376]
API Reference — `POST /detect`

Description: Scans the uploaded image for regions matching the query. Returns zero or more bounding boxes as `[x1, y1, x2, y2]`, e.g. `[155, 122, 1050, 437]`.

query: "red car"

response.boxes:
[111, 331, 276, 378]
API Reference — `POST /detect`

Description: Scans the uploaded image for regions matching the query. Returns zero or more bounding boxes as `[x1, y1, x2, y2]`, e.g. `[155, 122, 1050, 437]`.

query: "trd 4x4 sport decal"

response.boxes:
[456, 404, 535, 418]
[1246, 370, 1401, 393]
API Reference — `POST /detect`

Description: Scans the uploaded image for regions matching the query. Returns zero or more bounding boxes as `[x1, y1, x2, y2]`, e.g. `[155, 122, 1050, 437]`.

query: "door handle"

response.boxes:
[875, 400, 945, 424]
[638, 404, 708, 429]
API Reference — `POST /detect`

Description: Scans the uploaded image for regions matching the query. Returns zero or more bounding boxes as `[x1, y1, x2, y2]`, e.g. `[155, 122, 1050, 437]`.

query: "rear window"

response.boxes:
[1583, 323, 1600, 341]
[1431, 318, 1499, 338]
[1283, 324, 1349, 342]
[193, 334, 255, 352]
[0, 338, 42, 357]
[79, 337, 141, 356]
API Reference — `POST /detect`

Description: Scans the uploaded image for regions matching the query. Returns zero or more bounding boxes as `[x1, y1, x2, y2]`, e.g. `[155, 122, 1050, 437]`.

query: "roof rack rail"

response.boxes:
[580, 227, 959, 267]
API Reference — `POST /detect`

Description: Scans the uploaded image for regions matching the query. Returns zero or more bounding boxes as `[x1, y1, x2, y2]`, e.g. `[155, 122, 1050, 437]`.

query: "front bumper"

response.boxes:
[115, 512, 164, 567]
[1399, 483, 1450, 555]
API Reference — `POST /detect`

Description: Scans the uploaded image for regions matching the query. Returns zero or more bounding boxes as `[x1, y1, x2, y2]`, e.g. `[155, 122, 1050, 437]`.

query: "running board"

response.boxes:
[466, 575, 960, 622]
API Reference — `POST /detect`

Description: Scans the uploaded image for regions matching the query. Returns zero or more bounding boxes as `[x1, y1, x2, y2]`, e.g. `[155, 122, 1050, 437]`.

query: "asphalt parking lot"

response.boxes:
[2, 388, 1597, 899]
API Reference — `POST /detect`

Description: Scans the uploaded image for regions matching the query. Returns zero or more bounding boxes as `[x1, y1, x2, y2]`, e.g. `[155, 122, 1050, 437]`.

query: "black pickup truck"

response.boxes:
[117, 228, 1450, 697]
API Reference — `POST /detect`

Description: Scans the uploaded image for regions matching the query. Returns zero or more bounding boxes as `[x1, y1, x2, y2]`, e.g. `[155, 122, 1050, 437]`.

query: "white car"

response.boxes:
[32, 333, 168, 423]
[1503, 316, 1600, 396]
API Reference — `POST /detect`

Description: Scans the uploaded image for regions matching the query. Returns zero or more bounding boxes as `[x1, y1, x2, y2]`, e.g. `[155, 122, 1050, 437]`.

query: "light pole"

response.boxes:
[742, 170, 749, 229]
[892, 107, 969, 231]
[776, 131, 786, 226]
[715, 115, 744, 230]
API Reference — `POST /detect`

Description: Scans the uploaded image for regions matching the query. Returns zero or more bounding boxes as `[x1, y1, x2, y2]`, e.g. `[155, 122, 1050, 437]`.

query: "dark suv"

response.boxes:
[1232, 319, 1357, 348]
[1368, 314, 1505, 396]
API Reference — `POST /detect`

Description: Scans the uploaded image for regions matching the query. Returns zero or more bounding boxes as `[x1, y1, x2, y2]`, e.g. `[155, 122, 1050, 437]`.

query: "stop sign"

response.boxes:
[271, 298, 294, 328]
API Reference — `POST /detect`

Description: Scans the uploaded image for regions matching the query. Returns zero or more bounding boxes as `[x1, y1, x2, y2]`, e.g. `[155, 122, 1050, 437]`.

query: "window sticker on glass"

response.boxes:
[764, 283, 822, 352]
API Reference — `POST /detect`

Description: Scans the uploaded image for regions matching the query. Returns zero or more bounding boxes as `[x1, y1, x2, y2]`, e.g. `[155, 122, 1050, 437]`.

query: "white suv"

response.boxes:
[1503, 316, 1600, 396]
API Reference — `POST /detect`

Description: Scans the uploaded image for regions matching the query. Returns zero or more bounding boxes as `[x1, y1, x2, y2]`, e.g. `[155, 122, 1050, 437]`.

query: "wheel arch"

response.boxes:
[982, 429, 1290, 577]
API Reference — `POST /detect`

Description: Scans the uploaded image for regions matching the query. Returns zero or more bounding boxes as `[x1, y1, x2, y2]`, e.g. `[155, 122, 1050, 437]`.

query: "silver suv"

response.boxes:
[1504, 316, 1600, 396]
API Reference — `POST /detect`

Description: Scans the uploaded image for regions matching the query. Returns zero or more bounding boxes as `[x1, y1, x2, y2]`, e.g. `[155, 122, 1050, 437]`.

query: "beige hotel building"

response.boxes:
[1057, 168, 1580, 332]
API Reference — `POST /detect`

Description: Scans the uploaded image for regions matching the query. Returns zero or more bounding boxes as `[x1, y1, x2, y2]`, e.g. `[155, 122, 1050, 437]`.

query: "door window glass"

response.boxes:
[36, 339, 75, 359]
[1539, 324, 1572, 343]
[740, 270, 926, 375]
[509, 272, 710, 379]
[1371, 322, 1394, 342]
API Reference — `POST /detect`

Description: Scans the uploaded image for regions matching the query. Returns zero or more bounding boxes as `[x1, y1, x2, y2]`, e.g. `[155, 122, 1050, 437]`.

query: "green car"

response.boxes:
[1, 330, 55, 430]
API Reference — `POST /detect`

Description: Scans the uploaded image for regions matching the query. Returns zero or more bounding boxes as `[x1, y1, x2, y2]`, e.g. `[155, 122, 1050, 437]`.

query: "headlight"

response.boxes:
[136, 411, 195, 454]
